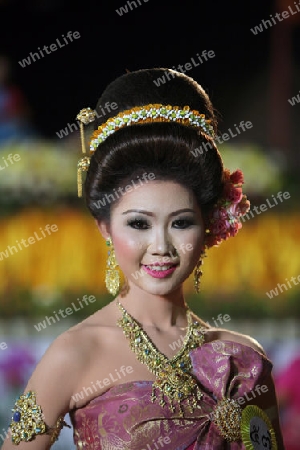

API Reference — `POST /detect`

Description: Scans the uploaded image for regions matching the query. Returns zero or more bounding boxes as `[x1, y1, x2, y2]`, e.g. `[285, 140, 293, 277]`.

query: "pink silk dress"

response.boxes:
[70, 340, 273, 449]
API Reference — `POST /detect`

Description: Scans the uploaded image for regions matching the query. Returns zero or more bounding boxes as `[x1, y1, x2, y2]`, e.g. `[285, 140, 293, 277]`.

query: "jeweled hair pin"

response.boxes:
[76, 103, 215, 197]
[76, 107, 97, 197]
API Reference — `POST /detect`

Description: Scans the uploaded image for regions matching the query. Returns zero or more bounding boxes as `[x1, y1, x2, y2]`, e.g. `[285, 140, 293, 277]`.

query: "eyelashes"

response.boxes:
[127, 218, 150, 230]
[126, 218, 195, 230]
[173, 219, 195, 229]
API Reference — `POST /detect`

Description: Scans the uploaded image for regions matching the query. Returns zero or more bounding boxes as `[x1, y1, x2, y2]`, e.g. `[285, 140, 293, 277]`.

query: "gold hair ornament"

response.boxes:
[76, 103, 214, 197]
[76, 107, 97, 197]
[89, 104, 214, 152]
[10, 391, 70, 445]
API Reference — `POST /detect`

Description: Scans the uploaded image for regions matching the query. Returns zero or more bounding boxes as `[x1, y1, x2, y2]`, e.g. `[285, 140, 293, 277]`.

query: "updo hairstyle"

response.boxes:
[84, 68, 224, 224]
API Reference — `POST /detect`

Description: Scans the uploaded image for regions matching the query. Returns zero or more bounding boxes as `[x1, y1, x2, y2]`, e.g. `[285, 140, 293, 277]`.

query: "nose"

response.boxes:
[150, 228, 175, 256]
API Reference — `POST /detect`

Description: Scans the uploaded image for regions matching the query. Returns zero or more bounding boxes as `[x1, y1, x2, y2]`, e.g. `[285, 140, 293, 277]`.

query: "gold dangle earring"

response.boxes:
[105, 237, 120, 296]
[194, 250, 206, 294]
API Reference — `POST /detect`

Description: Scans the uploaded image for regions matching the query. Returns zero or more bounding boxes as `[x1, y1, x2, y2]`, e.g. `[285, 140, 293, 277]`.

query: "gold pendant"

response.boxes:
[152, 362, 203, 415]
[116, 301, 205, 416]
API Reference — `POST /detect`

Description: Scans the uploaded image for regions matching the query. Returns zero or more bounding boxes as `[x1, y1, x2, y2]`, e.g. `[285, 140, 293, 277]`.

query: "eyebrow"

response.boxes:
[121, 208, 195, 216]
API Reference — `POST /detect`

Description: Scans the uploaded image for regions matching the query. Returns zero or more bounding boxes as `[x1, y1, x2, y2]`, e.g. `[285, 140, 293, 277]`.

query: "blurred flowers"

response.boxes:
[0, 344, 35, 389]
[0, 207, 299, 311]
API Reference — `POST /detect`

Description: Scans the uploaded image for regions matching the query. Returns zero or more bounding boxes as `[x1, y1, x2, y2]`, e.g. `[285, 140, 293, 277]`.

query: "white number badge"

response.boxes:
[240, 405, 277, 450]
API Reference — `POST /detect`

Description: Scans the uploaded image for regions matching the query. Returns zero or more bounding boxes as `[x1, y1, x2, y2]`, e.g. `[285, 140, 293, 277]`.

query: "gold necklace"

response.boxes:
[116, 300, 205, 416]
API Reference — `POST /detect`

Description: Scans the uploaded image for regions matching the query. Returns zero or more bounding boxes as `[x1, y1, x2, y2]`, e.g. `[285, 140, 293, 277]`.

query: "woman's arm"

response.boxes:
[1, 331, 82, 450]
[216, 329, 285, 448]
[248, 372, 285, 450]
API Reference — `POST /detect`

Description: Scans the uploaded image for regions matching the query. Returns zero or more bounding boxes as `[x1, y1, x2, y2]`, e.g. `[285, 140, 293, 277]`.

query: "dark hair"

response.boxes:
[84, 68, 224, 222]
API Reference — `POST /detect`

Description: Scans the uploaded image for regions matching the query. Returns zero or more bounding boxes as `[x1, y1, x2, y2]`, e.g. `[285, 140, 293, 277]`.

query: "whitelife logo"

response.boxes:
[55, 102, 118, 139]
[191, 120, 253, 157]
[169, 314, 231, 351]
[240, 191, 291, 223]
[93, 172, 155, 209]
[0, 153, 21, 170]
[115, 0, 150, 16]
[33, 295, 97, 331]
[250, 1, 300, 35]
[288, 90, 300, 106]
[266, 274, 300, 299]
[153, 51, 215, 87]
[18, 31, 81, 68]
[71, 365, 133, 402]
[0, 224, 58, 261]
[131, 243, 194, 281]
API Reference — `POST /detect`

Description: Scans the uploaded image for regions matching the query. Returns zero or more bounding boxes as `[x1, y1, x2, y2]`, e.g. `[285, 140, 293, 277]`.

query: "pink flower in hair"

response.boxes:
[211, 207, 228, 221]
[205, 168, 250, 249]
[224, 185, 243, 204]
[238, 196, 251, 215]
[211, 219, 228, 237]
[230, 169, 244, 184]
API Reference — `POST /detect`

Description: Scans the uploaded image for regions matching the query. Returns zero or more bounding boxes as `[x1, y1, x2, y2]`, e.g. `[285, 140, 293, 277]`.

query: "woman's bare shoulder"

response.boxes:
[204, 326, 266, 356]
[26, 326, 91, 398]
[190, 311, 265, 355]
[26, 303, 117, 396]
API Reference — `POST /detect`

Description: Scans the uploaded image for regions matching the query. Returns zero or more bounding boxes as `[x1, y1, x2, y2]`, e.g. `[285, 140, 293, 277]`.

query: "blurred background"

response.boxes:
[0, 0, 299, 448]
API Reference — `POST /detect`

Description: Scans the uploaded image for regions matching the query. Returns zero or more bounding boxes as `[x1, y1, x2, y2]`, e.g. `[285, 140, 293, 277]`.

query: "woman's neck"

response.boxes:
[116, 284, 188, 330]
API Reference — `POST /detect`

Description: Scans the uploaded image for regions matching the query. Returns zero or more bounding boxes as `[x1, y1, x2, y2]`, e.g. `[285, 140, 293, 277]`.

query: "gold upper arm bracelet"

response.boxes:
[10, 391, 71, 445]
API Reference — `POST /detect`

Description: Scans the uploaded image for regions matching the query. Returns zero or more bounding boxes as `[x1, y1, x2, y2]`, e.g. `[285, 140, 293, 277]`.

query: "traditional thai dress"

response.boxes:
[70, 340, 275, 449]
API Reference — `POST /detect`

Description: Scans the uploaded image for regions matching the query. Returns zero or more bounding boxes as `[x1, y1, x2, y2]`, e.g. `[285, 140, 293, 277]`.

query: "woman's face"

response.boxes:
[99, 180, 205, 296]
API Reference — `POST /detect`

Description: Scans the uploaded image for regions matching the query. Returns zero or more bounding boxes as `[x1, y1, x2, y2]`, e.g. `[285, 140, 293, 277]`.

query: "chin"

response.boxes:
[136, 279, 184, 296]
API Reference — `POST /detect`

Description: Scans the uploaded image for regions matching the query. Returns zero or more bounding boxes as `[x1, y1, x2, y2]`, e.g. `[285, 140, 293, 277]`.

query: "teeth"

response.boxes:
[146, 265, 174, 271]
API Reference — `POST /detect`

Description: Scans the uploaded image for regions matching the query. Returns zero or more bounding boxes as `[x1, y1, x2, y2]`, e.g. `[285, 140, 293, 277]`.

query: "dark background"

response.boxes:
[2, 0, 299, 152]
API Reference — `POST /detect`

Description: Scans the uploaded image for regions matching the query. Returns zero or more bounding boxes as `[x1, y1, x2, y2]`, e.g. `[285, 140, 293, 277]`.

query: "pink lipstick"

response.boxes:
[142, 264, 178, 278]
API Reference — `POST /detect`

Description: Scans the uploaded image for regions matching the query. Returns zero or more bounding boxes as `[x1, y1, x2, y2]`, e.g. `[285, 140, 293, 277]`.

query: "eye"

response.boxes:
[172, 218, 194, 229]
[127, 218, 150, 230]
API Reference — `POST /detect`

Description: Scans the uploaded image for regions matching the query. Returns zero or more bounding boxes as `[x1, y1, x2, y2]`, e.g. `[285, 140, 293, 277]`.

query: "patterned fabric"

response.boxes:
[70, 340, 273, 449]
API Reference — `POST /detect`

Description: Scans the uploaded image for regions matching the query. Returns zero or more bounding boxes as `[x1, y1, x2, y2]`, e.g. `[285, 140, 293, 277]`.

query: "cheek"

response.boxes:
[178, 235, 204, 278]
[111, 234, 141, 267]
[175, 230, 205, 257]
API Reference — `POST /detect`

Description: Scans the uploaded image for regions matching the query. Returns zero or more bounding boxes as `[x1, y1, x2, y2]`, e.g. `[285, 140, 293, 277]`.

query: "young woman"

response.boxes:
[2, 68, 284, 449]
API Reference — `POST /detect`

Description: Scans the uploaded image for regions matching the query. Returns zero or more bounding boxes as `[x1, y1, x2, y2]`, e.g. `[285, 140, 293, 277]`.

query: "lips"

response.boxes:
[142, 263, 178, 278]
[144, 264, 175, 271]
[144, 261, 179, 267]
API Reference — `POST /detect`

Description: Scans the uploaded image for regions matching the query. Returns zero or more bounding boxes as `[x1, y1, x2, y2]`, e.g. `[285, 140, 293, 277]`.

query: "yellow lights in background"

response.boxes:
[0, 208, 299, 301]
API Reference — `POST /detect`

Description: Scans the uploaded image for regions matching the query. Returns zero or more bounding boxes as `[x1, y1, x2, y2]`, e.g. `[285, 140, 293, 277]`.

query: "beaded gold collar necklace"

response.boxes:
[116, 300, 205, 416]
